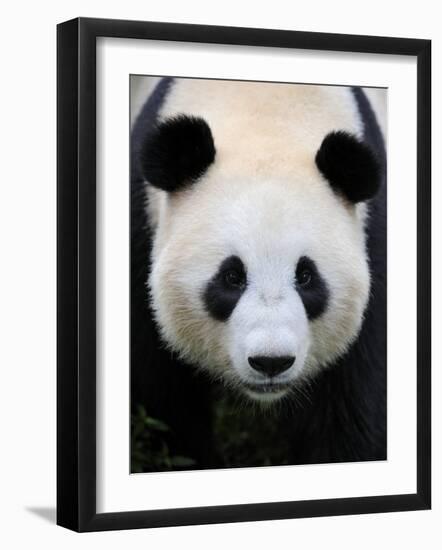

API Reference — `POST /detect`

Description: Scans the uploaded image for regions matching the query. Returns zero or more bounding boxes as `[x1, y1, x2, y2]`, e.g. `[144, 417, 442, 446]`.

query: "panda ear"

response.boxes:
[315, 131, 381, 203]
[139, 115, 216, 192]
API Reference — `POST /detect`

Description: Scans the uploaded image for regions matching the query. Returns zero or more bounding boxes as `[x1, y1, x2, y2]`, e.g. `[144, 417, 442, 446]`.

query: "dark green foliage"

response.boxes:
[131, 405, 196, 473]
[212, 394, 292, 468]
[131, 393, 294, 473]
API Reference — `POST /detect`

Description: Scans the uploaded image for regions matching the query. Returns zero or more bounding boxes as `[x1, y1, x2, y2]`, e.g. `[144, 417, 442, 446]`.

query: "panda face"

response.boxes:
[142, 82, 380, 403]
[148, 175, 371, 402]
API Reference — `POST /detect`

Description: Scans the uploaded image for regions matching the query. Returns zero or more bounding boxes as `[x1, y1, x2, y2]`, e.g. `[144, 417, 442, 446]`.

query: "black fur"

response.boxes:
[295, 256, 329, 320]
[139, 114, 216, 192]
[203, 255, 247, 322]
[315, 130, 381, 203]
[131, 79, 386, 469]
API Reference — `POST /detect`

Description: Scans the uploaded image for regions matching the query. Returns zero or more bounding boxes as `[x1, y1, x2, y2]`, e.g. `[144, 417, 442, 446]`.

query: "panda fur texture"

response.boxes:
[131, 78, 386, 468]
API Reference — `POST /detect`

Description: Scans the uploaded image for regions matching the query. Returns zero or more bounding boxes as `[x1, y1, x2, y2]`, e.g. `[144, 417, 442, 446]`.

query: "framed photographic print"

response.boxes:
[57, 17, 431, 532]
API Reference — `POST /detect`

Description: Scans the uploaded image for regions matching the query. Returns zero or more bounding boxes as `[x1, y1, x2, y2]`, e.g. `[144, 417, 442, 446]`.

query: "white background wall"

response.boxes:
[0, 1, 439, 548]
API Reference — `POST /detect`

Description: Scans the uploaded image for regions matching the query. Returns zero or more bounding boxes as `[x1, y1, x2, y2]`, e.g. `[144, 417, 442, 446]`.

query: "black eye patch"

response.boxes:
[295, 256, 329, 320]
[203, 256, 247, 322]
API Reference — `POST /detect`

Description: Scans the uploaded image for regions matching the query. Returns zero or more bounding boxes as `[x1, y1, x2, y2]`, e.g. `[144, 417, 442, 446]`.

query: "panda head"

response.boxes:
[141, 114, 381, 403]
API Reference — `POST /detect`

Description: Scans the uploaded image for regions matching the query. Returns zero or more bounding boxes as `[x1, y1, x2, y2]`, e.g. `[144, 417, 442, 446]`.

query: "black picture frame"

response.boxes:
[57, 17, 431, 532]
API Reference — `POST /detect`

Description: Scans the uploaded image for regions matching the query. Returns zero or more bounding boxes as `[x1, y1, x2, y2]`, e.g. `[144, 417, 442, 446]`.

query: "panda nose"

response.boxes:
[248, 355, 295, 377]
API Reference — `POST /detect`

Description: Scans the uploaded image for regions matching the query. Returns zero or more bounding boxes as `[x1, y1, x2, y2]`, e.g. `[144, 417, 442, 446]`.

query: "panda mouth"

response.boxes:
[243, 381, 291, 395]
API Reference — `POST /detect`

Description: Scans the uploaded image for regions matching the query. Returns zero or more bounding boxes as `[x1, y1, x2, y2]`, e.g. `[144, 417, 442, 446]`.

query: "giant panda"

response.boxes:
[131, 77, 386, 469]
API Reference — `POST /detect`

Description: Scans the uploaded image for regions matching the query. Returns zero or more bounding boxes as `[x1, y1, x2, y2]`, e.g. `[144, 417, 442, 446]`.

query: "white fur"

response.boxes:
[146, 79, 371, 401]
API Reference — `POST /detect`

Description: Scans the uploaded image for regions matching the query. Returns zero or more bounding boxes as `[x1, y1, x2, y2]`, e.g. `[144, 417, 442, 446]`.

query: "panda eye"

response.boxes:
[224, 269, 246, 290]
[297, 269, 312, 286]
[296, 268, 313, 287]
